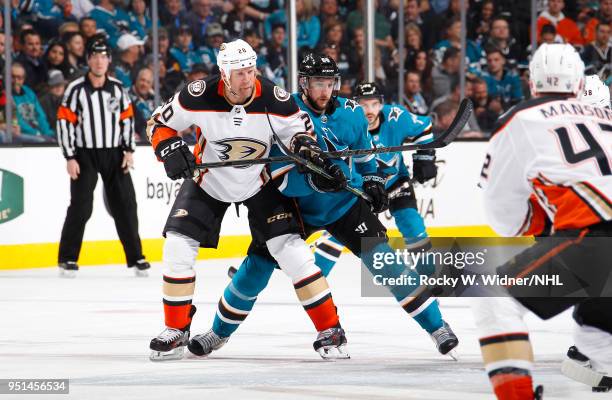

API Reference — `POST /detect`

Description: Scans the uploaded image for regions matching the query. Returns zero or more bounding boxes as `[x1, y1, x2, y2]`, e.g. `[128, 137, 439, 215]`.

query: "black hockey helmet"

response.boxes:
[298, 53, 341, 110]
[86, 36, 111, 59]
[298, 53, 340, 90]
[354, 81, 384, 103]
[298, 53, 339, 78]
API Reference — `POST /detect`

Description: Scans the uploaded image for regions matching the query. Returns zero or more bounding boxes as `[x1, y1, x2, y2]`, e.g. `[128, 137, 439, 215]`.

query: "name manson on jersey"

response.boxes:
[540, 102, 612, 120]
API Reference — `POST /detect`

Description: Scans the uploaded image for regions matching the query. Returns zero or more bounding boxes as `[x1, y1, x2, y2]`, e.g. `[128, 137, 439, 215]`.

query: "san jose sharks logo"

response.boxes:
[388, 106, 404, 122]
[212, 138, 268, 167]
[344, 99, 359, 111]
[319, 126, 348, 154]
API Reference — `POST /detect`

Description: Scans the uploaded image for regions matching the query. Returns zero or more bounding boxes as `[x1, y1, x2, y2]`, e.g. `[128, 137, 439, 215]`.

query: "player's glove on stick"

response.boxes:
[412, 149, 437, 184]
[155, 137, 196, 180]
[291, 133, 347, 191]
[309, 162, 347, 192]
[290, 133, 327, 172]
[363, 174, 389, 213]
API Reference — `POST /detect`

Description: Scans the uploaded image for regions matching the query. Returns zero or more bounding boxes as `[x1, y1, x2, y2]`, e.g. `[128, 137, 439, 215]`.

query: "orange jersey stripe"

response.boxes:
[57, 106, 78, 124]
[151, 126, 178, 151]
[531, 179, 603, 230]
[519, 195, 548, 236]
[120, 104, 134, 121]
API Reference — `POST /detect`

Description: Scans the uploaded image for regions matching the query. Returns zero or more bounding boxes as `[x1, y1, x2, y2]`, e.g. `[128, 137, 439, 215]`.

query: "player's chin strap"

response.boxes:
[263, 107, 373, 203]
[195, 99, 473, 170]
[222, 74, 240, 98]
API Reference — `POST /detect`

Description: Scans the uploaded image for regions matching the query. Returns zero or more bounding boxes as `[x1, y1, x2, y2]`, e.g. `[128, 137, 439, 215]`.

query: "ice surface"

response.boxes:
[0, 254, 602, 399]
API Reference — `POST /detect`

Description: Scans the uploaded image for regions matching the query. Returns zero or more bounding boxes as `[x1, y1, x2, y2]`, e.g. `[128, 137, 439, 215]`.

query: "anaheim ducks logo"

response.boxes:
[212, 138, 268, 167]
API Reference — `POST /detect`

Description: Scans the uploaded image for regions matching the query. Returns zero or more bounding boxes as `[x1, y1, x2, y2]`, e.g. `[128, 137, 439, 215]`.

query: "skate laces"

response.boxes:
[431, 322, 454, 344]
[193, 330, 225, 349]
[316, 327, 335, 339]
[158, 328, 182, 343]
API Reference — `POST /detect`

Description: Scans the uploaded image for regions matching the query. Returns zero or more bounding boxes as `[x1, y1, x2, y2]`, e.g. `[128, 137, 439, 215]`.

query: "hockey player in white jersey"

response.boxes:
[474, 44, 612, 399]
[581, 74, 611, 108]
[561, 73, 612, 393]
[146, 39, 348, 361]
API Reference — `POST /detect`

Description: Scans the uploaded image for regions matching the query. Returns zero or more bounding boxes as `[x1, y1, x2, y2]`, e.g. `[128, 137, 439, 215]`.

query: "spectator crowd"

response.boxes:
[1, 0, 612, 142]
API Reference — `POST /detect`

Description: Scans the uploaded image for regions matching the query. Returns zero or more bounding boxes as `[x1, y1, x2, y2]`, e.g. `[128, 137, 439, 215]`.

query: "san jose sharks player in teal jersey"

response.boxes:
[314, 81, 436, 276]
[311, 81, 454, 351]
[187, 54, 458, 360]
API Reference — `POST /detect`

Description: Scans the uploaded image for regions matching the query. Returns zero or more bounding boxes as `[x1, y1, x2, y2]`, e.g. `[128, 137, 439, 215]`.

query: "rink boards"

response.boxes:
[0, 143, 493, 269]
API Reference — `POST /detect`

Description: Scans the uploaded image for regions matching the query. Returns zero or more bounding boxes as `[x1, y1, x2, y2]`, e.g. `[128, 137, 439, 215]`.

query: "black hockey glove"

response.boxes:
[309, 162, 347, 192]
[155, 137, 196, 180]
[290, 133, 326, 173]
[412, 149, 437, 184]
[363, 174, 389, 213]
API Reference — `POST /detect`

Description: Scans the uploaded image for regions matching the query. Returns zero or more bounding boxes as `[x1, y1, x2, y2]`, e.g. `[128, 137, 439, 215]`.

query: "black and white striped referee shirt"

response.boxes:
[57, 75, 136, 159]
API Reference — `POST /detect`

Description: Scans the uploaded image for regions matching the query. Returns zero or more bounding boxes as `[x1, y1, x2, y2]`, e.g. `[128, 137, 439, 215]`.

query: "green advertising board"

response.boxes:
[0, 168, 24, 224]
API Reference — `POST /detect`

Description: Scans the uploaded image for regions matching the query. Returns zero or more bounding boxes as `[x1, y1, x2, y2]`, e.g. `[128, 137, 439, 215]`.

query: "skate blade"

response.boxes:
[447, 349, 459, 361]
[59, 269, 76, 279]
[134, 269, 149, 278]
[149, 347, 185, 361]
[317, 344, 350, 360]
[184, 349, 211, 359]
[561, 358, 611, 389]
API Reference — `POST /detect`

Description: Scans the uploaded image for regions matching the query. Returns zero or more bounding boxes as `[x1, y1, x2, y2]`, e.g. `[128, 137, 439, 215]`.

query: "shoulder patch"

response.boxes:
[388, 106, 404, 122]
[187, 80, 206, 97]
[344, 99, 359, 111]
[273, 86, 290, 102]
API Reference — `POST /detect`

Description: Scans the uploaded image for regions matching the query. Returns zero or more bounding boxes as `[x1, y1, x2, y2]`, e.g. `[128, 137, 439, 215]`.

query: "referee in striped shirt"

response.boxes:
[56, 37, 150, 278]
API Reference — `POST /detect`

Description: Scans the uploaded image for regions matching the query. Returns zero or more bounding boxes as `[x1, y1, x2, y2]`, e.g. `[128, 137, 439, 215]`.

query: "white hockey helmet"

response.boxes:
[217, 39, 257, 79]
[529, 43, 585, 97]
[581, 75, 611, 108]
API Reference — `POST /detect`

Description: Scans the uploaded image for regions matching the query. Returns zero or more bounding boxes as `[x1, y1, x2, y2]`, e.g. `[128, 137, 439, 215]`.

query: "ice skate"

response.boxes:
[149, 306, 196, 361]
[561, 346, 612, 392]
[58, 261, 78, 278]
[187, 329, 229, 357]
[430, 320, 459, 360]
[130, 259, 151, 277]
[313, 324, 350, 360]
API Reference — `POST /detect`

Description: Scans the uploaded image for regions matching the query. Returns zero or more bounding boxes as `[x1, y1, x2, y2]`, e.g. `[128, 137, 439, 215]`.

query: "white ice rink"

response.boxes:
[0, 254, 604, 400]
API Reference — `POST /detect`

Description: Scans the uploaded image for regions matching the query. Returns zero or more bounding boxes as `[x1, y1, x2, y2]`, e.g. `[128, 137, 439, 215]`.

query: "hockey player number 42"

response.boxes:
[553, 122, 611, 176]
[480, 122, 611, 180]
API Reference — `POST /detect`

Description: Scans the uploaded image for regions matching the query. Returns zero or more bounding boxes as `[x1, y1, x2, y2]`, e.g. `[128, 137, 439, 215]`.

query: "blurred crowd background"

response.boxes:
[1, 0, 611, 143]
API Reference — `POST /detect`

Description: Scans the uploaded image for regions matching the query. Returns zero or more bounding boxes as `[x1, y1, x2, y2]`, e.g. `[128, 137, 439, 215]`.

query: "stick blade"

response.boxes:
[435, 98, 474, 147]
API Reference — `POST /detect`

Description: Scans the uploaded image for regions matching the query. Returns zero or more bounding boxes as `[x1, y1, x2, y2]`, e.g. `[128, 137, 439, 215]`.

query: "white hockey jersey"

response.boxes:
[148, 76, 312, 202]
[480, 95, 612, 236]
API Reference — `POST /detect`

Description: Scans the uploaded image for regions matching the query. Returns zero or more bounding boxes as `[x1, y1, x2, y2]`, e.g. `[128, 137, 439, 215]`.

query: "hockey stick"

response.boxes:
[264, 108, 373, 202]
[195, 98, 473, 170]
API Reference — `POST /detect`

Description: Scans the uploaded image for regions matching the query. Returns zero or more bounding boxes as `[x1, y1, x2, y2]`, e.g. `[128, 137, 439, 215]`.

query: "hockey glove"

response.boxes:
[155, 137, 196, 180]
[363, 174, 389, 213]
[290, 133, 326, 173]
[412, 149, 437, 184]
[309, 162, 347, 192]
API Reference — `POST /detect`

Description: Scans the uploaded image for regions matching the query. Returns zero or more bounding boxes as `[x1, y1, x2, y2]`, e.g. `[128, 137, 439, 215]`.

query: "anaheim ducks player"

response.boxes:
[561, 73, 612, 393]
[474, 44, 612, 399]
[147, 39, 348, 361]
[582, 74, 611, 109]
